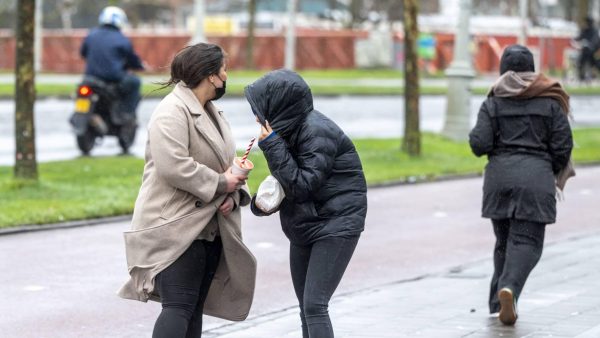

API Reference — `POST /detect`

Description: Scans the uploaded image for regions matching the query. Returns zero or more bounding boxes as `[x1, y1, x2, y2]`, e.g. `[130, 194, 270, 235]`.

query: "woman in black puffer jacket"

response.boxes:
[245, 69, 367, 338]
[469, 45, 573, 326]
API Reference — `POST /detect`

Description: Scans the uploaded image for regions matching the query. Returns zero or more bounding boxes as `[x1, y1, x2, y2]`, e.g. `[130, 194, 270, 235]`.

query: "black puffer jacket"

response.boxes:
[469, 96, 572, 224]
[245, 69, 367, 244]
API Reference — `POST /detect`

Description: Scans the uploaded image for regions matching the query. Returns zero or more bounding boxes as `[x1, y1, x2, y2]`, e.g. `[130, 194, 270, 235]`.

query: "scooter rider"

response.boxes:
[574, 16, 600, 81]
[80, 6, 144, 121]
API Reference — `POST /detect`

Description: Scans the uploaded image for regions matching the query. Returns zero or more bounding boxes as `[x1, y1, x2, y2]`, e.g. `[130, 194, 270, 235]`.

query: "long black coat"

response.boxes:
[245, 69, 367, 244]
[469, 96, 573, 224]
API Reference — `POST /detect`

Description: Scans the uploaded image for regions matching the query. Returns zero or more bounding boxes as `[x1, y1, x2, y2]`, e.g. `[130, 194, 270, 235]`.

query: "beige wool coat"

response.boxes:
[118, 83, 256, 321]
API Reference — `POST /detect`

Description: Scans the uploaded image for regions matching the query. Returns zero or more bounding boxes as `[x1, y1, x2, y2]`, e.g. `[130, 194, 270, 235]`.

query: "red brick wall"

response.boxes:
[0, 31, 16, 70]
[0, 29, 574, 74]
[435, 33, 572, 73]
[0, 29, 357, 72]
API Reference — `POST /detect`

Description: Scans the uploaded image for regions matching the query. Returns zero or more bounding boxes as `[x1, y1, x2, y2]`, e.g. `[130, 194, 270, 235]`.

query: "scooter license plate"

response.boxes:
[75, 98, 91, 113]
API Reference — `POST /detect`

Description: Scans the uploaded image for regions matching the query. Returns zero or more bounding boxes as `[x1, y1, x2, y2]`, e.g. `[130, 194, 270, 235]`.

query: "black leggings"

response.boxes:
[489, 219, 545, 313]
[290, 235, 359, 338]
[152, 238, 222, 338]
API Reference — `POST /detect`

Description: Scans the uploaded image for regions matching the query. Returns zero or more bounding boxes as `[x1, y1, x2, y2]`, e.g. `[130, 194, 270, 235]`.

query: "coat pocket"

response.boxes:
[159, 188, 184, 220]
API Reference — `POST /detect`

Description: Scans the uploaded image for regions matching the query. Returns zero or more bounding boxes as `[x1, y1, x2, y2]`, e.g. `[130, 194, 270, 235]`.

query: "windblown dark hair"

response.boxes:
[158, 43, 225, 89]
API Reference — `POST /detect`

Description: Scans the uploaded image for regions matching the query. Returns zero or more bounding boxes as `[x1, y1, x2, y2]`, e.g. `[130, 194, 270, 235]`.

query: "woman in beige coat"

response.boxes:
[118, 43, 256, 337]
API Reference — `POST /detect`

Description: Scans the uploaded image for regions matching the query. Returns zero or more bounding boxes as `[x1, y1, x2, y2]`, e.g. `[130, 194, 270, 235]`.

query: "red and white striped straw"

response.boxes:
[240, 137, 256, 165]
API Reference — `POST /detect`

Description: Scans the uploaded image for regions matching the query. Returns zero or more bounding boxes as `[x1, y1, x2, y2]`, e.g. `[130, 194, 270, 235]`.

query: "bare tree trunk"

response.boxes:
[246, 0, 256, 69]
[402, 0, 420, 156]
[578, 0, 590, 23]
[14, 0, 38, 180]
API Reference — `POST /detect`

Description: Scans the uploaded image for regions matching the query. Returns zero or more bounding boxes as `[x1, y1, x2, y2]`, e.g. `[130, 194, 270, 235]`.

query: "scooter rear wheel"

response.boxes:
[118, 120, 137, 154]
[77, 130, 96, 155]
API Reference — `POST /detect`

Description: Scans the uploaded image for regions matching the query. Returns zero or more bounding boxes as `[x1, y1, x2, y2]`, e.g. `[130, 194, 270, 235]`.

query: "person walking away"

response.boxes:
[574, 16, 600, 81]
[81, 6, 144, 122]
[245, 69, 368, 338]
[118, 43, 256, 338]
[469, 44, 574, 325]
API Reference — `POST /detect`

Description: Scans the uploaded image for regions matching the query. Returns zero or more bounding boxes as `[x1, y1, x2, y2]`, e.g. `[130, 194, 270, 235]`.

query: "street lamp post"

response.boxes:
[518, 0, 528, 45]
[284, 0, 298, 70]
[441, 0, 475, 141]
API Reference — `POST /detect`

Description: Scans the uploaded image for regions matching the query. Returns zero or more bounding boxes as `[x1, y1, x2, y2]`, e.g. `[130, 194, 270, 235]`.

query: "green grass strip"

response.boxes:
[1, 129, 599, 228]
[2, 69, 600, 98]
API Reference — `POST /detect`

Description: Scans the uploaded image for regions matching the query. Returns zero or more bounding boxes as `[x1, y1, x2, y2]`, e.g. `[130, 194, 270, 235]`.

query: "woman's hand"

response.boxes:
[258, 120, 273, 142]
[223, 168, 247, 193]
[219, 196, 235, 216]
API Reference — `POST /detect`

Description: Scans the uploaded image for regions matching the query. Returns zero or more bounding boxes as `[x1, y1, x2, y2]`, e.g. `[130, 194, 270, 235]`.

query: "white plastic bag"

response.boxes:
[255, 175, 285, 213]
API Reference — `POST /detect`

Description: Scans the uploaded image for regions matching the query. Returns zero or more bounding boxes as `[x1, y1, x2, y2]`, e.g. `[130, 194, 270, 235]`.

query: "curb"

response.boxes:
[368, 172, 483, 189]
[0, 215, 132, 236]
[5, 92, 600, 101]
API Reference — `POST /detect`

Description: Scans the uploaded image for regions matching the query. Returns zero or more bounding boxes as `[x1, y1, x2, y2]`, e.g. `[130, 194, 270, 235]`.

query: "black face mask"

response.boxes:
[212, 75, 226, 100]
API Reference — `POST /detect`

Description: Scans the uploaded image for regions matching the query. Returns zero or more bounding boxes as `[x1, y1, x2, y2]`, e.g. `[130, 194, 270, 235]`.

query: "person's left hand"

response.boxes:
[258, 120, 274, 142]
[219, 196, 235, 216]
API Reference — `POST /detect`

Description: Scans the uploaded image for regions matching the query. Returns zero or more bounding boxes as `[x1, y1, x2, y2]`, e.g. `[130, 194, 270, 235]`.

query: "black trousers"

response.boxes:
[290, 235, 359, 338]
[118, 73, 141, 116]
[577, 46, 600, 81]
[152, 238, 222, 338]
[489, 219, 545, 313]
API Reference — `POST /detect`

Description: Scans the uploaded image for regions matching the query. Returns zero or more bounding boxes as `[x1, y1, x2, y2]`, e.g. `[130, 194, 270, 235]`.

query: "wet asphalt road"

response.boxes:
[1, 95, 600, 165]
[1, 166, 598, 338]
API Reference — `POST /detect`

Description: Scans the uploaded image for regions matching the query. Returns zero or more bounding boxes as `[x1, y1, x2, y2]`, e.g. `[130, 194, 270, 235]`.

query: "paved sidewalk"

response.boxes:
[204, 232, 600, 338]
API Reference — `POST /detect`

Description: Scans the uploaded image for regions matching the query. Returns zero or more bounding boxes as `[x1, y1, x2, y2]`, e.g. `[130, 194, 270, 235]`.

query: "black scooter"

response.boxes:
[69, 76, 137, 155]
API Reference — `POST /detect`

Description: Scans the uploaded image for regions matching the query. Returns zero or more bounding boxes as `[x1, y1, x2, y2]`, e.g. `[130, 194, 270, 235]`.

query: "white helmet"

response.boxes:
[98, 6, 128, 30]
